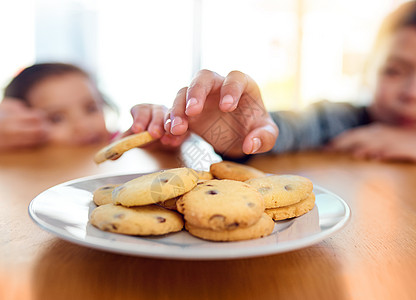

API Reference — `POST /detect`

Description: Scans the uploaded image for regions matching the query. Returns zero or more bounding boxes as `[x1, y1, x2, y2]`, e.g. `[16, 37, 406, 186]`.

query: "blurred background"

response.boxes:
[0, 0, 410, 130]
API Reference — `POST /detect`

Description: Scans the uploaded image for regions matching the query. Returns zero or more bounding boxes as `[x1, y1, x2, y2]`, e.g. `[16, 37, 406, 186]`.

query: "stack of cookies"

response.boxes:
[245, 175, 315, 221]
[209, 161, 315, 221]
[177, 179, 275, 241]
[90, 167, 198, 236]
[90, 161, 316, 242]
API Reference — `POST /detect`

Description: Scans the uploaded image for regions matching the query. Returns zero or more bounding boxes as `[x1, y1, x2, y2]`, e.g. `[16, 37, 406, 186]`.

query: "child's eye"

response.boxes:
[85, 102, 99, 114]
[48, 113, 65, 124]
[383, 66, 404, 77]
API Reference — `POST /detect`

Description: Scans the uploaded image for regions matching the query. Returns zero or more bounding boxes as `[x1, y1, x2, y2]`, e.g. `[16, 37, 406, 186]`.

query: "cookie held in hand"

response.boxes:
[94, 131, 155, 164]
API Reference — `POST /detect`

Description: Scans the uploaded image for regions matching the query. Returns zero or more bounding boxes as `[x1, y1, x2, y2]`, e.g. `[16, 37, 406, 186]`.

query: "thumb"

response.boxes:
[242, 122, 278, 154]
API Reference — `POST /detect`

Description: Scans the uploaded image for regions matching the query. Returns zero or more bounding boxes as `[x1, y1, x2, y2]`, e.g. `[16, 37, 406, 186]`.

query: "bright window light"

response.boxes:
[0, 0, 411, 130]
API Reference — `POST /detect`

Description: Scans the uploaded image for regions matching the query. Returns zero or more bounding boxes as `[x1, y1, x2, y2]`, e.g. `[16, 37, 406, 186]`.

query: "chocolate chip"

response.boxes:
[206, 190, 218, 195]
[209, 214, 225, 223]
[206, 184, 214, 187]
[227, 222, 239, 230]
[102, 223, 118, 231]
[258, 186, 271, 194]
[106, 152, 120, 160]
[284, 184, 294, 191]
[161, 178, 169, 183]
[156, 216, 166, 223]
[114, 213, 125, 219]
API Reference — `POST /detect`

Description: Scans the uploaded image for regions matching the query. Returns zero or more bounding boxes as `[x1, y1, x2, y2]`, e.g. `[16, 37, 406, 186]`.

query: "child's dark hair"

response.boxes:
[3, 62, 119, 117]
[4, 63, 90, 104]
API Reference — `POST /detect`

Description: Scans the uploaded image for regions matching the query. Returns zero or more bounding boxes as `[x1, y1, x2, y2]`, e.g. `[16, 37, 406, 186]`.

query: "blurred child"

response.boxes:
[0, 63, 181, 152]
[0, 63, 111, 150]
[130, 1, 416, 162]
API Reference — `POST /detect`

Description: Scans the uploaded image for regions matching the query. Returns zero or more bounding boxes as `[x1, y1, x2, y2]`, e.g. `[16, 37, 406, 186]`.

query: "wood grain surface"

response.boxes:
[1, 141, 415, 300]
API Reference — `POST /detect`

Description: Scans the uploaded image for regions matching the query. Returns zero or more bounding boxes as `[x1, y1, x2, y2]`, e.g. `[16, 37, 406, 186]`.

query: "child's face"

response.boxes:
[27, 73, 109, 146]
[371, 27, 416, 127]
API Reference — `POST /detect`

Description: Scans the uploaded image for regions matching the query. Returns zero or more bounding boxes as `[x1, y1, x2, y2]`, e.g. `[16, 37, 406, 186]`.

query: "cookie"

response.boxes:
[113, 167, 198, 207]
[92, 184, 121, 206]
[94, 131, 155, 164]
[246, 175, 313, 208]
[210, 161, 266, 181]
[90, 204, 184, 235]
[176, 179, 264, 231]
[265, 192, 316, 221]
[186, 213, 274, 241]
[194, 170, 214, 181]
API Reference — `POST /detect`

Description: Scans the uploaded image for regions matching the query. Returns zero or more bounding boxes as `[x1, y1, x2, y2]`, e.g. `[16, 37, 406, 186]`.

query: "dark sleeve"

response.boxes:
[270, 100, 371, 153]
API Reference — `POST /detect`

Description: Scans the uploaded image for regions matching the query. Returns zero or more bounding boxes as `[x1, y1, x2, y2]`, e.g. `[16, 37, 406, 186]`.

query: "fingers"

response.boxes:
[127, 103, 189, 148]
[0, 114, 50, 150]
[377, 149, 413, 162]
[326, 130, 361, 153]
[184, 70, 260, 116]
[130, 104, 152, 133]
[185, 69, 224, 116]
[129, 104, 168, 139]
[219, 70, 251, 112]
[148, 106, 166, 139]
[11, 126, 49, 147]
[168, 87, 189, 136]
[0, 98, 28, 113]
[0, 101, 50, 150]
[160, 132, 189, 148]
[326, 129, 382, 160]
[242, 121, 279, 154]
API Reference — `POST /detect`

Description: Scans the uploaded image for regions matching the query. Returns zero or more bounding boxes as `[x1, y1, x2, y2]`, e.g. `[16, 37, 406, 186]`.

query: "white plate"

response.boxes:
[28, 172, 350, 260]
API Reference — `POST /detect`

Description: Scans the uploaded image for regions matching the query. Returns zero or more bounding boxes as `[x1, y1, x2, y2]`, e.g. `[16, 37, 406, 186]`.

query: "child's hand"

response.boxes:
[164, 70, 278, 158]
[326, 123, 416, 162]
[0, 99, 50, 150]
[126, 103, 188, 148]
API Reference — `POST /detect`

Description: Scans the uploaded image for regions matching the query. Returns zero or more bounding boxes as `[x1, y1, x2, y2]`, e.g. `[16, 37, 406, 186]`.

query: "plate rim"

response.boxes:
[28, 171, 351, 260]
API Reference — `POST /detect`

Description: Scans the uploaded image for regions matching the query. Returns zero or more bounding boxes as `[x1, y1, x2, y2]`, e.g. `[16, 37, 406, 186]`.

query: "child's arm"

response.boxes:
[163, 69, 278, 158]
[0, 99, 49, 151]
[326, 123, 416, 162]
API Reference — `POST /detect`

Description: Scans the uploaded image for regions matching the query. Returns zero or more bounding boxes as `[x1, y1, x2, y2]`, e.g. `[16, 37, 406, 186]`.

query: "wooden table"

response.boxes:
[1, 142, 415, 300]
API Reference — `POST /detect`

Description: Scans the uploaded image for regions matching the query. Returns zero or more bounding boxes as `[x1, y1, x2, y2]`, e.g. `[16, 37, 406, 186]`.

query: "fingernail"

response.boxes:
[263, 124, 277, 135]
[251, 137, 261, 153]
[164, 118, 171, 130]
[221, 95, 234, 110]
[186, 98, 198, 111]
[171, 116, 183, 128]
